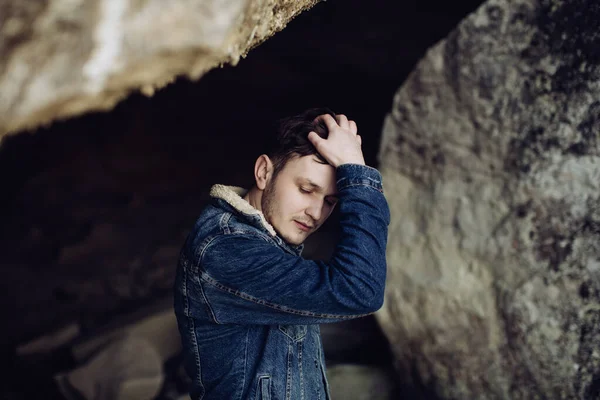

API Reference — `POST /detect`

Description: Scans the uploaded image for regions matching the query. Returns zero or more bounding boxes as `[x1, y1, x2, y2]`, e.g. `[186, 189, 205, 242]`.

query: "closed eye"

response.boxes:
[299, 187, 311, 194]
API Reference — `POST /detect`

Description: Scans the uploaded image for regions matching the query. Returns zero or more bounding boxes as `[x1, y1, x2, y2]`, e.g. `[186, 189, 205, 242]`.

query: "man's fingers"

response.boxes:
[336, 114, 350, 129]
[308, 131, 324, 148]
[349, 120, 358, 135]
[357, 134, 362, 146]
[316, 114, 339, 132]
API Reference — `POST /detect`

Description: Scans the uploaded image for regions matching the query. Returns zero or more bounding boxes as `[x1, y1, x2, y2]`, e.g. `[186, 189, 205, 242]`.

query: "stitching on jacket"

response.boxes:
[220, 213, 232, 234]
[285, 342, 292, 400]
[198, 235, 221, 262]
[181, 253, 220, 324]
[198, 276, 220, 324]
[188, 314, 205, 397]
[200, 271, 371, 320]
[337, 176, 381, 186]
[339, 183, 384, 193]
[237, 328, 250, 400]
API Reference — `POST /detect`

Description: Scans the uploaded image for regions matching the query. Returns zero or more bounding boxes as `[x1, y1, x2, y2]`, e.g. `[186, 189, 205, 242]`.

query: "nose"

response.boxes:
[305, 199, 323, 222]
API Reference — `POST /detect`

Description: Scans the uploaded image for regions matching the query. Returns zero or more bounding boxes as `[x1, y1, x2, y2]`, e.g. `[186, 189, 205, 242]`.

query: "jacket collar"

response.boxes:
[209, 184, 277, 236]
[209, 184, 303, 255]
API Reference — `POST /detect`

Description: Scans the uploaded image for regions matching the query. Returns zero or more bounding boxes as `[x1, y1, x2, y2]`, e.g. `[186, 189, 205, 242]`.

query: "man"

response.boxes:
[174, 108, 390, 400]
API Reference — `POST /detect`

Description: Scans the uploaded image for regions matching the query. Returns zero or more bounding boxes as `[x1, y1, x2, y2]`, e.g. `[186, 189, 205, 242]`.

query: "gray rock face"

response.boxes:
[376, 0, 600, 398]
[327, 365, 396, 400]
[0, 0, 318, 139]
[56, 335, 163, 400]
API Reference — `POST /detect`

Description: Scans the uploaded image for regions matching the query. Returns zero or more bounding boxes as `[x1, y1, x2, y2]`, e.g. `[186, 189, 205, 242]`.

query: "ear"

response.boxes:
[254, 154, 274, 190]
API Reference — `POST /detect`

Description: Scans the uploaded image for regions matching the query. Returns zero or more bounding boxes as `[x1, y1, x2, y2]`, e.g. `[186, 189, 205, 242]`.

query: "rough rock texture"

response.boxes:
[376, 0, 600, 398]
[0, 0, 318, 139]
[0, 0, 485, 350]
[327, 365, 397, 400]
[55, 334, 163, 400]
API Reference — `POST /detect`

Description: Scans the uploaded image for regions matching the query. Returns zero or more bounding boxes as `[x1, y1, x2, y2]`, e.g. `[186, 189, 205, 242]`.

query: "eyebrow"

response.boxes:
[301, 179, 322, 190]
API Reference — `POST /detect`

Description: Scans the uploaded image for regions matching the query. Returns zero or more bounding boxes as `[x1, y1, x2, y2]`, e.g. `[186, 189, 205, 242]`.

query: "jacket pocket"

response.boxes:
[256, 375, 271, 400]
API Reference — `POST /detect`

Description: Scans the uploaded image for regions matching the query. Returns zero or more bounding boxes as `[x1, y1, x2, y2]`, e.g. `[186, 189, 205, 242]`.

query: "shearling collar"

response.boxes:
[209, 184, 277, 237]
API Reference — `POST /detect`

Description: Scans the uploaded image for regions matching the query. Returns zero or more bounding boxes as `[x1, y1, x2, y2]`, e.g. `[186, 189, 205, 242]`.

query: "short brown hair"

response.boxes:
[267, 107, 336, 177]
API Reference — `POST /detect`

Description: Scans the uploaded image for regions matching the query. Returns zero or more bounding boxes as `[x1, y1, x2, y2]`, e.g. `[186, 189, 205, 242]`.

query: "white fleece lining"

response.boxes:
[209, 184, 277, 237]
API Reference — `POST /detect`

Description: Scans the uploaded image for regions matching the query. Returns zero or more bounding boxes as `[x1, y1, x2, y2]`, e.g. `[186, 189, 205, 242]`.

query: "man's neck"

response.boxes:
[243, 187, 262, 213]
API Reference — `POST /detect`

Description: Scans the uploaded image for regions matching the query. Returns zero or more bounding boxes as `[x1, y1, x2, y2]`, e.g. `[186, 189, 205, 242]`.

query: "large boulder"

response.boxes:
[55, 334, 163, 400]
[0, 0, 319, 139]
[327, 364, 397, 400]
[377, 0, 600, 398]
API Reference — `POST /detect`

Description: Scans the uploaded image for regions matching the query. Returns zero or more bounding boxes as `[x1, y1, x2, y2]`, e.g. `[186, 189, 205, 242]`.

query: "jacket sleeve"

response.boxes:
[196, 164, 390, 325]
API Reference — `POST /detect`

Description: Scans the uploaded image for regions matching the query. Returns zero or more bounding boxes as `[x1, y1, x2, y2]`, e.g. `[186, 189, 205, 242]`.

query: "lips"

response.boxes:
[294, 220, 313, 232]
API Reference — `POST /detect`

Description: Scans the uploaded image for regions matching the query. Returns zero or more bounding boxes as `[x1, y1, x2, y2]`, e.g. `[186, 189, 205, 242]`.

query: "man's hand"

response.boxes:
[308, 114, 365, 168]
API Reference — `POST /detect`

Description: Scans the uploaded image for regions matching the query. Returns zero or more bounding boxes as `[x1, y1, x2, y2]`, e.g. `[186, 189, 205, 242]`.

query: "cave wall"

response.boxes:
[0, 0, 484, 354]
[0, 0, 319, 138]
[5, 0, 597, 398]
[377, 0, 600, 398]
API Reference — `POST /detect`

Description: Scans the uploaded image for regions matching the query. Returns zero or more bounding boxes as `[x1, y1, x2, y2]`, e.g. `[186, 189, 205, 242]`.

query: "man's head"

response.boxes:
[246, 108, 339, 245]
[267, 107, 336, 177]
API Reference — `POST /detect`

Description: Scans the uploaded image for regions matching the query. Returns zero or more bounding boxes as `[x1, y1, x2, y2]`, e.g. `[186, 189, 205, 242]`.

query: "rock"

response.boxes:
[72, 300, 180, 363]
[327, 364, 396, 400]
[0, 0, 320, 138]
[16, 323, 80, 356]
[376, 0, 600, 399]
[55, 334, 163, 400]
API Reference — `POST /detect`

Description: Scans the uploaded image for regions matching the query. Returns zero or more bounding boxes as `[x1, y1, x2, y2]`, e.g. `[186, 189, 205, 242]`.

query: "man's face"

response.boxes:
[262, 155, 338, 245]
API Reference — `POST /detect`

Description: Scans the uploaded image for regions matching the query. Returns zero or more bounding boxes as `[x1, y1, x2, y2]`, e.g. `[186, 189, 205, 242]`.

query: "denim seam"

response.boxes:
[340, 183, 383, 193]
[212, 230, 293, 258]
[285, 342, 292, 400]
[229, 229, 275, 246]
[188, 315, 205, 398]
[238, 328, 250, 400]
[278, 325, 307, 342]
[338, 182, 383, 193]
[318, 335, 331, 399]
[198, 235, 221, 263]
[298, 340, 304, 400]
[198, 280, 219, 324]
[211, 229, 300, 257]
[181, 263, 189, 316]
[182, 247, 221, 324]
[192, 232, 229, 270]
[220, 213, 232, 235]
[337, 176, 381, 186]
[200, 271, 371, 320]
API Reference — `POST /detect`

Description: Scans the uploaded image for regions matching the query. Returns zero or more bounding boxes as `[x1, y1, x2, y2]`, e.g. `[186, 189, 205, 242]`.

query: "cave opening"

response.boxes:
[0, 0, 484, 398]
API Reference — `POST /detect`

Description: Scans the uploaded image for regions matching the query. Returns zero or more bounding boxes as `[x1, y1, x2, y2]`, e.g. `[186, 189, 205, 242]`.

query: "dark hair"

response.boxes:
[267, 107, 337, 177]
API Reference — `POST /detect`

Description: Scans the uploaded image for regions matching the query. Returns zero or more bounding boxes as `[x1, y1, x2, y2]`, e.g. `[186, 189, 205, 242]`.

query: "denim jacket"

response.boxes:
[174, 164, 390, 400]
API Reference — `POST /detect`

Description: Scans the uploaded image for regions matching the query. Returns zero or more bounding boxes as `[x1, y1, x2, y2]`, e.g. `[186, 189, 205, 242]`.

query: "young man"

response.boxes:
[174, 108, 390, 400]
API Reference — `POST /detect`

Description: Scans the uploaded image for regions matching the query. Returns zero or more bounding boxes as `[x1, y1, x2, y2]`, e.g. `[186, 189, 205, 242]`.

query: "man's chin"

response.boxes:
[280, 231, 309, 246]
[283, 236, 305, 246]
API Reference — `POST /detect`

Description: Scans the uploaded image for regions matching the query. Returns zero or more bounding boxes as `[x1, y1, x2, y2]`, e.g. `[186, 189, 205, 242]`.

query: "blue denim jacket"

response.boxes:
[174, 164, 390, 400]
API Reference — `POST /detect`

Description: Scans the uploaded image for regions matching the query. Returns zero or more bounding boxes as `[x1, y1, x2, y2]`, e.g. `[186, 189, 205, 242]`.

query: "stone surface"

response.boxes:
[327, 364, 396, 400]
[56, 334, 163, 400]
[0, 0, 484, 350]
[16, 323, 80, 356]
[71, 300, 180, 363]
[376, 0, 600, 398]
[0, 0, 319, 139]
